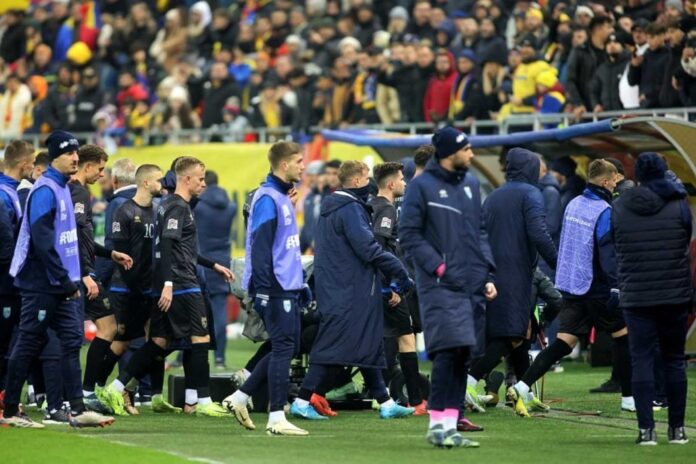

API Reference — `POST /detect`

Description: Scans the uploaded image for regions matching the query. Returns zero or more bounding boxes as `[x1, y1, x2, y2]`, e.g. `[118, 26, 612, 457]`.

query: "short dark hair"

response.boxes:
[338, 160, 369, 185]
[174, 156, 205, 176]
[268, 141, 302, 169]
[325, 159, 342, 170]
[34, 151, 49, 168]
[645, 22, 666, 36]
[373, 162, 404, 188]
[3, 140, 34, 168]
[77, 144, 108, 166]
[135, 164, 162, 184]
[589, 15, 613, 32]
[413, 145, 434, 168]
[603, 157, 625, 175]
[205, 170, 219, 186]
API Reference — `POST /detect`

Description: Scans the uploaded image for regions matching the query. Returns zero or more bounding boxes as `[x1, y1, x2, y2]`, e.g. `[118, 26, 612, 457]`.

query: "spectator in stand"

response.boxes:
[71, 67, 103, 133]
[250, 81, 293, 130]
[435, 19, 458, 50]
[0, 74, 31, 137]
[211, 8, 237, 53]
[480, 51, 510, 120]
[221, 97, 250, 143]
[43, 63, 74, 132]
[423, 48, 456, 123]
[111, 2, 157, 60]
[407, 0, 436, 43]
[288, 67, 318, 137]
[534, 70, 566, 128]
[675, 31, 696, 106]
[659, 19, 687, 109]
[187, 1, 213, 65]
[149, 8, 187, 73]
[159, 86, 200, 133]
[524, 7, 549, 51]
[378, 42, 421, 123]
[323, 57, 355, 127]
[566, 15, 613, 118]
[354, 5, 381, 48]
[0, 9, 25, 65]
[53, 2, 99, 63]
[449, 49, 485, 122]
[475, 17, 508, 69]
[351, 49, 381, 124]
[454, 15, 480, 50]
[591, 34, 630, 113]
[24, 75, 49, 134]
[387, 6, 410, 41]
[574, 5, 594, 29]
[308, 18, 341, 70]
[201, 62, 239, 129]
[27, 43, 55, 80]
[628, 23, 670, 108]
[115, 69, 149, 110]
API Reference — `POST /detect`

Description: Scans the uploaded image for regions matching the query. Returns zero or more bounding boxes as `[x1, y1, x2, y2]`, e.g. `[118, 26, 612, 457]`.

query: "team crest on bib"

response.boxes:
[38, 309, 46, 322]
[283, 300, 292, 313]
[2, 307, 10, 319]
[167, 218, 178, 230]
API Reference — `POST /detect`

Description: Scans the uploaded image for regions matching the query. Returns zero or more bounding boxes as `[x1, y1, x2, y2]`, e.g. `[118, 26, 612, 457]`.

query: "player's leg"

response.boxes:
[468, 337, 520, 412]
[209, 293, 228, 368]
[398, 333, 424, 411]
[0, 295, 20, 391]
[82, 284, 118, 396]
[40, 329, 68, 425]
[361, 366, 415, 419]
[291, 363, 332, 420]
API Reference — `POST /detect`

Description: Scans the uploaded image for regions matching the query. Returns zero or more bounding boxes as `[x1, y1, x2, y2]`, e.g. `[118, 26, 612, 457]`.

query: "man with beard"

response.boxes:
[591, 34, 630, 113]
[378, 42, 422, 123]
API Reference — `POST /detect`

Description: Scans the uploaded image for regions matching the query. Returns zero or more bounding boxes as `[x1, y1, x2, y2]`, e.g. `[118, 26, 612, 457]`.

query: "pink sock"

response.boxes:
[429, 410, 445, 421]
[443, 409, 459, 430]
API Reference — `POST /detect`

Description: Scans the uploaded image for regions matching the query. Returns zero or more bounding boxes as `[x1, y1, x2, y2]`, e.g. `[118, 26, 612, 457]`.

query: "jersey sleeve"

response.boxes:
[372, 204, 397, 239]
[161, 204, 186, 240]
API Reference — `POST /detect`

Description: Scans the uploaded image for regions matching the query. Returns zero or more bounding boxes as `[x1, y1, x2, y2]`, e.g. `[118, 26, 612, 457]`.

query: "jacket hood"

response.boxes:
[538, 171, 560, 191]
[621, 184, 670, 216]
[320, 189, 368, 217]
[199, 185, 230, 209]
[505, 148, 540, 184]
[436, 50, 456, 78]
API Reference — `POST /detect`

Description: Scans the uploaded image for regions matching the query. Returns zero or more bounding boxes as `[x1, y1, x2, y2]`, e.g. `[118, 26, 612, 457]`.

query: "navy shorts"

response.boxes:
[82, 280, 113, 322]
[150, 291, 209, 340]
[111, 291, 153, 342]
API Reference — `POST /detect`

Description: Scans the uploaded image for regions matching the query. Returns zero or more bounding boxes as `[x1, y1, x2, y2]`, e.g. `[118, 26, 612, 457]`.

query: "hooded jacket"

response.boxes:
[194, 184, 236, 295]
[483, 148, 557, 339]
[310, 189, 408, 368]
[612, 179, 692, 308]
[591, 52, 630, 111]
[423, 51, 457, 122]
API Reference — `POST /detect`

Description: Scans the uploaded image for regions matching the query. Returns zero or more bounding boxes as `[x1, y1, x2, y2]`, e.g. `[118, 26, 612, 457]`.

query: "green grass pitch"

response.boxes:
[3, 338, 695, 464]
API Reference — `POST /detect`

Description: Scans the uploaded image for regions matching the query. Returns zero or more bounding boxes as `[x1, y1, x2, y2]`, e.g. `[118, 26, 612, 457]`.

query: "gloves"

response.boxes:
[607, 289, 620, 311]
[298, 284, 313, 309]
[253, 293, 270, 317]
[435, 263, 446, 278]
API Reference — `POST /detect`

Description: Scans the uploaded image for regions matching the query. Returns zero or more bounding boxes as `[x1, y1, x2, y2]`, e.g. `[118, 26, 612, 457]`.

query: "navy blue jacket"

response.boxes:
[483, 150, 557, 339]
[310, 189, 408, 368]
[194, 184, 236, 295]
[248, 174, 297, 298]
[562, 184, 617, 300]
[560, 174, 585, 215]
[400, 159, 487, 353]
[299, 187, 322, 252]
[539, 172, 562, 244]
[14, 167, 80, 295]
[0, 174, 20, 295]
[95, 185, 137, 285]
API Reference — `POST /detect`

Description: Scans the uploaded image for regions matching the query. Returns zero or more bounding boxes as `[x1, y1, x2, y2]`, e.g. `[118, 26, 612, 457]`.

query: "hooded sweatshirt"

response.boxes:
[423, 51, 457, 122]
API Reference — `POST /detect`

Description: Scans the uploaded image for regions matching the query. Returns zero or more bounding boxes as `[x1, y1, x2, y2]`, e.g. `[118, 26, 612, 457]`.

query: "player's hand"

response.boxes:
[388, 291, 401, 307]
[484, 282, 497, 301]
[112, 250, 133, 270]
[82, 275, 99, 300]
[298, 284, 313, 308]
[213, 263, 235, 283]
[288, 188, 299, 207]
[158, 285, 173, 312]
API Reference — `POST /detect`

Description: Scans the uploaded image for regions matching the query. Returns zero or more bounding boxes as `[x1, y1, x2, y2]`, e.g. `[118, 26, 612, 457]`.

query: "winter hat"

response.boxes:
[550, 157, 577, 177]
[665, 0, 684, 13]
[389, 6, 409, 22]
[458, 48, 478, 64]
[46, 130, 80, 161]
[635, 152, 667, 183]
[432, 126, 470, 159]
[575, 5, 595, 20]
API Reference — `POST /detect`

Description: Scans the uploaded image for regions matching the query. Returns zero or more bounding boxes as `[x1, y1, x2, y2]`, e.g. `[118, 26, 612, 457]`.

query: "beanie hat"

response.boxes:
[432, 126, 470, 159]
[665, 0, 684, 13]
[389, 6, 409, 22]
[635, 152, 667, 183]
[550, 157, 577, 177]
[46, 130, 80, 161]
[603, 157, 626, 176]
[66, 41, 92, 66]
[457, 48, 478, 64]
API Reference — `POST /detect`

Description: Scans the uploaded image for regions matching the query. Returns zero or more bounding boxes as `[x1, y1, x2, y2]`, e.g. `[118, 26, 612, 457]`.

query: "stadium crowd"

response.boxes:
[2, 0, 696, 144]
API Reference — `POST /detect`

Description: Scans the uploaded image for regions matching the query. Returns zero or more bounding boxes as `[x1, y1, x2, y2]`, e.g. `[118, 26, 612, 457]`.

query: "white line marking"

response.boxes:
[82, 435, 226, 464]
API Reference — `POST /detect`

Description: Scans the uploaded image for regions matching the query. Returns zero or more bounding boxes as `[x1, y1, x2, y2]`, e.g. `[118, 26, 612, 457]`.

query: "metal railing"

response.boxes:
[3, 107, 695, 148]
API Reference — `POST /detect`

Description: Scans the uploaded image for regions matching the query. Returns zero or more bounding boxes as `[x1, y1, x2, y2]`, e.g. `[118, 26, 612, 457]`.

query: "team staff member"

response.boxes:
[102, 157, 234, 417]
[509, 160, 635, 416]
[0, 141, 34, 391]
[101, 164, 180, 414]
[370, 162, 426, 415]
[224, 141, 310, 436]
[1, 131, 113, 428]
[400, 127, 494, 449]
[71, 145, 133, 408]
[613, 153, 691, 445]
[290, 161, 415, 423]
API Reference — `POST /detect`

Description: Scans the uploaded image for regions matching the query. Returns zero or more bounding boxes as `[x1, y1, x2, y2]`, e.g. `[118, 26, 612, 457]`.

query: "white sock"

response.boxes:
[443, 415, 457, 431]
[294, 398, 310, 408]
[514, 381, 530, 398]
[83, 390, 94, 397]
[268, 410, 285, 424]
[467, 375, 478, 388]
[380, 399, 396, 409]
[111, 380, 125, 394]
[198, 396, 212, 406]
[185, 389, 197, 405]
[242, 368, 251, 378]
[622, 396, 635, 405]
[231, 390, 250, 405]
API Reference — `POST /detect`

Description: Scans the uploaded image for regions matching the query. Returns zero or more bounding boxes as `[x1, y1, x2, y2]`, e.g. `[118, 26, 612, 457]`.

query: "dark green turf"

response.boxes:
[3, 338, 695, 464]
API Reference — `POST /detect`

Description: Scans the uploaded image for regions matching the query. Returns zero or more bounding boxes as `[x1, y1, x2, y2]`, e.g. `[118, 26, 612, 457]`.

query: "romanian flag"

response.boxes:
[54, 1, 101, 62]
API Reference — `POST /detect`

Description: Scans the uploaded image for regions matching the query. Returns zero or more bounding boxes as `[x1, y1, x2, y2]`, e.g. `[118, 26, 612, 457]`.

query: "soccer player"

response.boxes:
[400, 127, 492, 448]
[508, 160, 635, 416]
[369, 162, 426, 414]
[223, 141, 311, 436]
[16, 151, 49, 210]
[1, 130, 113, 428]
[101, 156, 234, 417]
[105, 164, 180, 414]
[289, 161, 415, 423]
[70, 145, 132, 411]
